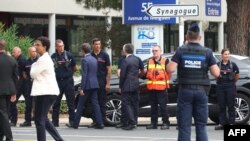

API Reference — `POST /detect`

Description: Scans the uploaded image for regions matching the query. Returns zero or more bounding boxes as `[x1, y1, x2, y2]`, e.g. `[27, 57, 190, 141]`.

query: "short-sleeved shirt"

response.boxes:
[51, 51, 76, 79]
[91, 50, 111, 86]
[16, 54, 27, 78]
[172, 43, 217, 68]
[217, 61, 239, 85]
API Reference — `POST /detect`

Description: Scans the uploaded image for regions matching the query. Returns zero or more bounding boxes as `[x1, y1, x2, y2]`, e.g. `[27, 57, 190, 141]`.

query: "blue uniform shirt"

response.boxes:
[25, 57, 38, 79]
[91, 50, 111, 86]
[51, 51, 76, 79]
[16, 54, 27, 78]
[217, 61, 239, 85]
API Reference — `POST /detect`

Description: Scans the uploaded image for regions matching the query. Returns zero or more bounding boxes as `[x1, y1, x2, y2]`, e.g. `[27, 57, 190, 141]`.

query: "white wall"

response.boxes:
[0, 0, 121, 17]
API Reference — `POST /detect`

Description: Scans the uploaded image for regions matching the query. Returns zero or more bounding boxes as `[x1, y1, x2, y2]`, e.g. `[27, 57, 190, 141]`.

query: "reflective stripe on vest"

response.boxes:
[146, 57, 170, 90]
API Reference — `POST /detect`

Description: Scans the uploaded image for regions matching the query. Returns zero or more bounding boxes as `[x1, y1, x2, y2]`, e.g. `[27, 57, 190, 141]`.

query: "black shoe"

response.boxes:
[10, 122, 16, 127]
[87, 122, 97, 128]
[122, 124, 136, 130]
[66, 123, 78, 129]
[52, 122, 59, 127]
[94, 124, 104, 129]
[146, 124, 157, 129]
[214, 124, 224, 130]
[20, 121, 31, 127]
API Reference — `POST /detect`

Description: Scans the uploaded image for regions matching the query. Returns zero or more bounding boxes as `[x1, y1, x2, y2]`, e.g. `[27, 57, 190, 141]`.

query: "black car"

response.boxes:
[74, 53, 250, 126]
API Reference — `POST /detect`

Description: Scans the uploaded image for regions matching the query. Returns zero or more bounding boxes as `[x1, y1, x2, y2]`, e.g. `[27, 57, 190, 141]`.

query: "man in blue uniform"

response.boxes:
[167, 23, 220, 141]
[51, 39, 77, 127]
[89, 38, 111, 127]
[19, 46, 38, 127]
[10, 46, 28, 127]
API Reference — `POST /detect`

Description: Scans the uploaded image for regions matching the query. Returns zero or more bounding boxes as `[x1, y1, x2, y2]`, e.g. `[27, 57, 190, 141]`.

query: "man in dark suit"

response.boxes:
[119, 43, 144, 130]
[0, 39, 17, 141]
[67, 43, 104, 129]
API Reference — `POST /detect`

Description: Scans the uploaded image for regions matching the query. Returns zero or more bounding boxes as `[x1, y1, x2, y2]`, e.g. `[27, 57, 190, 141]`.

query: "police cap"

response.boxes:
[188, 23, 200, 33]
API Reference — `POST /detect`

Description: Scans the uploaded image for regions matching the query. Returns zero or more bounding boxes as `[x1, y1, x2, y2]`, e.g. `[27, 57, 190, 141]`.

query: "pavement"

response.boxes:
[16, 114, 215, 127]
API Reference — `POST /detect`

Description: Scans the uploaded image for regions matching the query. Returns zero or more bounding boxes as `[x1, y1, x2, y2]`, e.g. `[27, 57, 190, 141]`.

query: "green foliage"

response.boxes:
[0, 22, 33, 57]
[111, 65, 117, 75]
[59, 100, 69, 114]
[17, 100, 69, 114]
[76, 0, 122, 10]
[17, 101, 25, 114]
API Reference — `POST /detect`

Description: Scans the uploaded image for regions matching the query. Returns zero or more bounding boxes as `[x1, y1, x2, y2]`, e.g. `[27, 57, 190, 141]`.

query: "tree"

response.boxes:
[76, 0, 122, 10]
[77, 0, 250, 55]
[226, 0, 250, 55]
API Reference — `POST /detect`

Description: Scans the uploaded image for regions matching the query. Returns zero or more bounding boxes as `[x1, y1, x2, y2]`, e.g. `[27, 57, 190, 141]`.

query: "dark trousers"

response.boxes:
[149, 90, 169, 125]
[121, 91, 139, 126]
[0, 96, 13, 141]
[52, 77, 75, 125]
[177, 86, 208, 141]
[91, 86, 106, 124]
[74, 89, 103, 127]
[34, 95, 63, 141]
[10, 78, 31, 123]
[216, 84, 236, 125]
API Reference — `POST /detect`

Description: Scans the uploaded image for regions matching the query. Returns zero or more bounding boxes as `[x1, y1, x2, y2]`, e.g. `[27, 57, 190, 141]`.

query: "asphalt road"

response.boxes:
[11, 124, 224, 141]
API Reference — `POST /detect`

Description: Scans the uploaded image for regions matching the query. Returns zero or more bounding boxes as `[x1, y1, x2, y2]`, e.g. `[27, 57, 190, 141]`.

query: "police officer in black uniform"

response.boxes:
[10, 46, 28, 127]
[167, 23, 220, 141]
[214, 48, 239, 130]
[19, 46, 38, 127]
[51, 39, 77, 127]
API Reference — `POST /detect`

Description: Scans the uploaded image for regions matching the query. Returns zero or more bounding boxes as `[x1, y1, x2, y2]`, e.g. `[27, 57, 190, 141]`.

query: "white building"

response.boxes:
[0, 0, 122, 60]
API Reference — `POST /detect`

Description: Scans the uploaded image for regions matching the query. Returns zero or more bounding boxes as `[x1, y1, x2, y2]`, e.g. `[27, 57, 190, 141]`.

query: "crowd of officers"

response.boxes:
[0, 23, 240, 141]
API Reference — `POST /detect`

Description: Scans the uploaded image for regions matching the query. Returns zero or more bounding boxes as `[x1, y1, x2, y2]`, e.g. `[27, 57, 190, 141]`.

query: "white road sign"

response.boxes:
[146, 5, 199, 17]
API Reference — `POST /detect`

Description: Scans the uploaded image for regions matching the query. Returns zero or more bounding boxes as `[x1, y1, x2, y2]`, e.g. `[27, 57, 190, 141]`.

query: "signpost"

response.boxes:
[206, 0, 221, 16]
[146, 5, 199, 17]
[123, 0, 177, 24]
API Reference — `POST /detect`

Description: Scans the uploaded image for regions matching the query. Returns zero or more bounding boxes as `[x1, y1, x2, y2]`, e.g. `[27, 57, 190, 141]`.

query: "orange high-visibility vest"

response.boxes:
[146, 57, 170, 90]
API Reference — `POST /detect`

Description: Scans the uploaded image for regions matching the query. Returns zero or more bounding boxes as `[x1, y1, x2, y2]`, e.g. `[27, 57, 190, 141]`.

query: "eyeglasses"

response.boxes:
[152, 50, 158, 52]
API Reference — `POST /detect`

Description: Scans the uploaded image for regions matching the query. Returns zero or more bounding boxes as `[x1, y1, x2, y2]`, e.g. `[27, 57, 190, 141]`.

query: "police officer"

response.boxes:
[215, 48, 239, 130]
[167, 23, 220, 141]
[10, 46, 28, 127]
[89, 38, 111, 127]
[51, 39, 77, 127]
[146, 45, 171, 130]
[18, 46, 39, 127]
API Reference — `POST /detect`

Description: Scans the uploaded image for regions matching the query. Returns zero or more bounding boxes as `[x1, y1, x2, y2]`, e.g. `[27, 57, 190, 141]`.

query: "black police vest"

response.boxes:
[217, 61, 235, 84]
[177, 46, 210, 85]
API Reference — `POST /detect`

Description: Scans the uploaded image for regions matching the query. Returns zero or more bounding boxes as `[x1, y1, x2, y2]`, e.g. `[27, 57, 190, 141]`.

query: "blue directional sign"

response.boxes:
[205, 0, 221, 16]
[123, 0, 176, 24]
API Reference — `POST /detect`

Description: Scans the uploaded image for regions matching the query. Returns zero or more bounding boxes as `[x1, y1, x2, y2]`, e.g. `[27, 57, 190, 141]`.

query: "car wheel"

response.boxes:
[235, 93, 250, 124]
[105, 94, 122, 126]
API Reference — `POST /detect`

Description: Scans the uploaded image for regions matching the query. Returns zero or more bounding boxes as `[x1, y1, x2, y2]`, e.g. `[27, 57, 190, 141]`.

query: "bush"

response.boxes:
[17, 100, 69, 114]
[0, 22, 33, 57]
